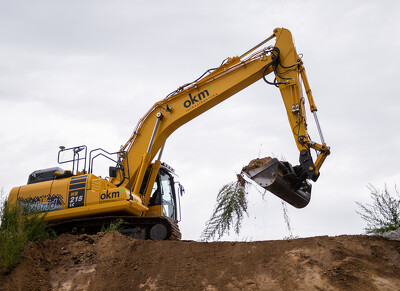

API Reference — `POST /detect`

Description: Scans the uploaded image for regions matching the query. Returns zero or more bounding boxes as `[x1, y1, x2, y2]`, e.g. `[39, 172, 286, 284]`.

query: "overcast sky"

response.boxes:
[1, 0, 399, 241]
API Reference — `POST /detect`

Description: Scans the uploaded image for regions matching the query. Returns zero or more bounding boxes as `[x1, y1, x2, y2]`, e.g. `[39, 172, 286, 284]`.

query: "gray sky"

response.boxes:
[1, 0, 400, 241]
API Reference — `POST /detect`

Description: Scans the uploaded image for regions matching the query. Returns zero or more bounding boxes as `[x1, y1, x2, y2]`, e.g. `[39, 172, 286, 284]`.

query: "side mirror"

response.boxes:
[109, 166, 118, 178]
[176, 182, 185, 196]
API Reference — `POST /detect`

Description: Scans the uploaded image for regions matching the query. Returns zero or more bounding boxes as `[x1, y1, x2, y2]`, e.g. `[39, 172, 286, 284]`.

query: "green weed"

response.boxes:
[101, 218, 126, 233]
[356, 184, 400, 234]
[0, 195, 56, 272]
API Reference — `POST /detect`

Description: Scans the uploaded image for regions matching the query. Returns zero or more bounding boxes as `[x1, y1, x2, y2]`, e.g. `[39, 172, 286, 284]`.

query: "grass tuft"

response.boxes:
[0, 192, 56, 272]
[101, 218, 126, 233]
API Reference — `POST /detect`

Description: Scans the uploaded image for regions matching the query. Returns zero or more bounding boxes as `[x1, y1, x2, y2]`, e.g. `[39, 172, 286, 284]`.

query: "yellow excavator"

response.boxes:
[8, 28, 330, 240]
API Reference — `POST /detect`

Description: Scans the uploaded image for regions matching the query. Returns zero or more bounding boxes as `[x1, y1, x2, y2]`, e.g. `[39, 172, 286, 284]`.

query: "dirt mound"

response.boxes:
[1, 232, 400, 290]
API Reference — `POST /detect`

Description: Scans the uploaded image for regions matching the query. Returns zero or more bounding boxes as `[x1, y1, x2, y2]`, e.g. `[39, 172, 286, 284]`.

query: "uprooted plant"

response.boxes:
[200, 175, 249, 241]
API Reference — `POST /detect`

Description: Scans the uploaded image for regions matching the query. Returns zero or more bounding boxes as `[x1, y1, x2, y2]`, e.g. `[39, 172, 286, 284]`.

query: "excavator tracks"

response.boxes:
[50, 215, 182, 240]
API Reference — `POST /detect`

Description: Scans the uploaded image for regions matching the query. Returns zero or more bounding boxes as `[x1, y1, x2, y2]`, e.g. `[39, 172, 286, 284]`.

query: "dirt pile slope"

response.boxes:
[1, 232, 400, 290]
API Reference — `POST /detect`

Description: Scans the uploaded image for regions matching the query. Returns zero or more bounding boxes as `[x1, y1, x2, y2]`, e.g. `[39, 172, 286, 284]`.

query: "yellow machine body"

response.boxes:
[9, 173, 149, 222]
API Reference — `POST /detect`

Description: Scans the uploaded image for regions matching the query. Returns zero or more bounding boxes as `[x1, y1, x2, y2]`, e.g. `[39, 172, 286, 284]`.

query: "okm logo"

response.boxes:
[183, 89, 210, 108]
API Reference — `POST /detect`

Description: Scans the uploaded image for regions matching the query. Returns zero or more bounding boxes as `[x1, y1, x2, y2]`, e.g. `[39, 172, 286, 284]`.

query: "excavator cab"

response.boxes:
[143, 162, 183, 224]
[148, 167, 178, 222]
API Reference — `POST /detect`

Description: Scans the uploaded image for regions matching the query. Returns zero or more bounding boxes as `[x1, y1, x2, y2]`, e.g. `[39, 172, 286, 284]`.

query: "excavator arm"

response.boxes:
[112, 27, 330, 208]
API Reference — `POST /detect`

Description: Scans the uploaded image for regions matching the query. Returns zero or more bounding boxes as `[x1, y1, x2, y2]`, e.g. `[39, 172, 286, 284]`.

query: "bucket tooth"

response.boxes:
[243, 158, 311, 208]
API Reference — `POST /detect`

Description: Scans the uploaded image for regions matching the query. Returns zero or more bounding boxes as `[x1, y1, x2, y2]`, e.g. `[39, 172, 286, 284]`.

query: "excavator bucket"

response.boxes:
[243, 158, 311, 208]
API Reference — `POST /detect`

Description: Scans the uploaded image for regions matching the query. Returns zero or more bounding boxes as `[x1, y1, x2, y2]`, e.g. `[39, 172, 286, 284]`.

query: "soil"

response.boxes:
[241, 157, 273, 174]
[1, 232, 400, 290]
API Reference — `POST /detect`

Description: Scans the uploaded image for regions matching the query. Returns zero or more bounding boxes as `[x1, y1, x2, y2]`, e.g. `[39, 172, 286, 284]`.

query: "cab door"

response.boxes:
[147, 168, 178, 222]
[158, 169, 177, 222]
